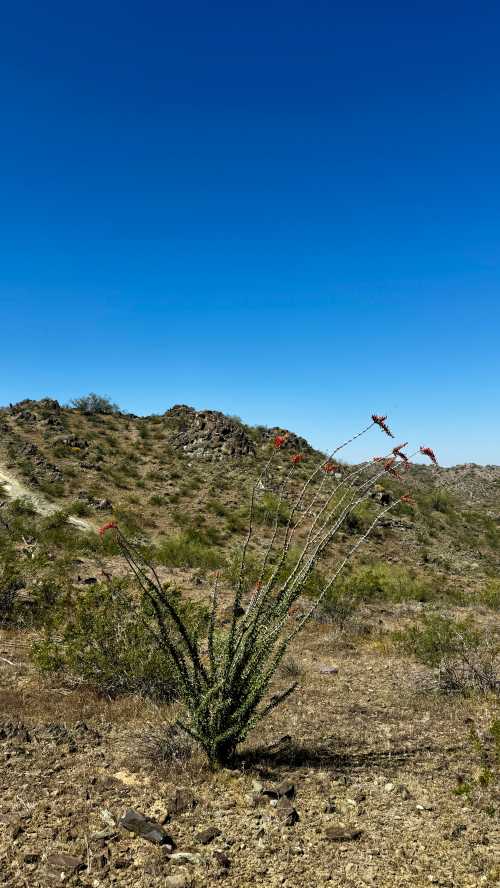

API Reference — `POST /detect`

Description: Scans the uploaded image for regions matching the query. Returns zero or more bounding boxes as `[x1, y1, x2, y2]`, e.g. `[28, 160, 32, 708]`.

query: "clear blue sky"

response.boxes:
[1, 1, 499, 465]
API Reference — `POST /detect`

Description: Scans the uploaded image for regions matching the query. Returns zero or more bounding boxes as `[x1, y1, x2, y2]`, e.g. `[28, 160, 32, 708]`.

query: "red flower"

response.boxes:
[371, 414, 395, 438]
[420, 446, 438, 466]
[400, 494, 414, 504]
[274, 434, 287, 449]
[322, 462, 338, 474]
[392, 442, 409, 461]
[383, 458, 403, 479]
[291, 453, 304, 464]
[98, 521, 118, 537]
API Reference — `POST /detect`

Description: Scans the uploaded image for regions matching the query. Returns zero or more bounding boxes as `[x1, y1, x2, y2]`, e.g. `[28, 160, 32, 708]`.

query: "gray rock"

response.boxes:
[275, 797, 300, 826]
[120, 809, 176, 847]
[196, 826, 221, 844]
[325, 826, 363, 842]
[213, 850, 231, 869]
[168, 851, 202, 865]
[45, 853, 85, 879]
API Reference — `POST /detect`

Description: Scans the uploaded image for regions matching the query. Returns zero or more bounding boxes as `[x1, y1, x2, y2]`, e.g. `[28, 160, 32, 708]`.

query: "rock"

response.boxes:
[276, 780, 296, 799]
[165, 876, 192, 888]
[319, 665, 339, 675]
[59, 435, 89, 449]
[213, 850, 231, 870]
[196, 826, 221, 845]
[90, 828, 118, 844]
[325, 826, 363, 842]
[45, 853, 85, 879]
[120, 809, 176, 847]
[275, 798, 300, 826]
[168, 852, 202, 866]
[99, 808, 116, 827]
[262, 780, 296, 800]
[169, 787, 198, 815]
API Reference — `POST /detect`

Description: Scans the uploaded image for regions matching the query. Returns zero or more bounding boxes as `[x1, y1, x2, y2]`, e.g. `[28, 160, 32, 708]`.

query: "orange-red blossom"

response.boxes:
[98, 521, 118, 537]
[371, 414, 394, 438]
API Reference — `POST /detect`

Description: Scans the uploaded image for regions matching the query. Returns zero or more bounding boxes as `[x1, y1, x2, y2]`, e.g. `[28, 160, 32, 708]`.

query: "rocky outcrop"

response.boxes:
[257, 426, 313, 454]
[164, 406, 256, 460]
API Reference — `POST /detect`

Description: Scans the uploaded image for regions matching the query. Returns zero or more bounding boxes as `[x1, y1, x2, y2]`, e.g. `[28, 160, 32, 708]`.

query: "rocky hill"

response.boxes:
[0, 397, 499, 598]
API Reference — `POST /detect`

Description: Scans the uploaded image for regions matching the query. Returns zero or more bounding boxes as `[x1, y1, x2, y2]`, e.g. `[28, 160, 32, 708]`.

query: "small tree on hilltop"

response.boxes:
[100, 415, 438, 767]
[70, 393, 120, 415]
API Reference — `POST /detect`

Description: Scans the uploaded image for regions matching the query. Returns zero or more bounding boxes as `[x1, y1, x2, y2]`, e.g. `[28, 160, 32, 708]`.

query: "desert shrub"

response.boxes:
[207, 499, 247, 534]
[280, 656, 304, 679]
[322, 562, 436, 611]
[32, 579, 207, 700]
[394, 614, 498, 694]
[0, 558, 24, 624]
[140, 719, 195, 764]
[67, 500, 92, 517]
[70, 393, 120, 415]
[477, 579, 500, 610]
[150, 493, 167, 507]
[453, 715, 500, 815]
[36, 479, 65, 499]
[8, 497, 37, 517]
[172, 512, 224, 546]
[254, 492, 290, 526]
[156, 533, 223, 570]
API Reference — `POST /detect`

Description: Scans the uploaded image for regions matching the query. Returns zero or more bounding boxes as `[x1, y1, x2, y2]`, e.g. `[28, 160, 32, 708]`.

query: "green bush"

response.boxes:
[70, 393, 120, 415]
[323, 562, 436, 609]
[393, 614, 498, 694]
[478, 579, 500, 609]
[0, 557, 24, 624]
[156, 533, 223, 570]
[67, 500, 92, 517]
[394, 614, 482, 667]
[32, 579, 207, 700]
[254, 492, 290, 527]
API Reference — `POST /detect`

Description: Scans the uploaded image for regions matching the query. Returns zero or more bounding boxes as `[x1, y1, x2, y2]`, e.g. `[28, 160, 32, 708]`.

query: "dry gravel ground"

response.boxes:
[0, 619, 499, 888]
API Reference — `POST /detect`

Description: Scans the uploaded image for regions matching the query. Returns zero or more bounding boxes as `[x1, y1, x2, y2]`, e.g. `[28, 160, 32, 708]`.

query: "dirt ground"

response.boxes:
[1, 610, 498, 888]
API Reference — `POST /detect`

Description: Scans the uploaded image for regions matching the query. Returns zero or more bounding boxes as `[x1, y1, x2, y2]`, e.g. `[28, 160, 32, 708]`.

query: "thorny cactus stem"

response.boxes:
[100, 417, 437, 766]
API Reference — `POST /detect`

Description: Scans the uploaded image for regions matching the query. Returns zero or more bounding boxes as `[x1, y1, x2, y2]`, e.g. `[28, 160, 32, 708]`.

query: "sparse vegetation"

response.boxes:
[394, 613, 499, 694]
[69, 392, 121, 414]
[33, 579, 207, 700]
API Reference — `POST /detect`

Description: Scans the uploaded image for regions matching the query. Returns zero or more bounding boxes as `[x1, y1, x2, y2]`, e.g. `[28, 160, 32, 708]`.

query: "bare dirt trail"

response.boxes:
[0, 464, 95, 532]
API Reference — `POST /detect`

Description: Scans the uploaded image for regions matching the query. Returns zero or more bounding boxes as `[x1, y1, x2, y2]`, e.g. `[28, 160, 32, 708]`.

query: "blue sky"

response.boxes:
[1, 1, 499, 465]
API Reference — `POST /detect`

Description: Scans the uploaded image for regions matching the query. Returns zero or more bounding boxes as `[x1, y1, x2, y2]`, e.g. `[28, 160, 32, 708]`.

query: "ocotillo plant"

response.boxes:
[100, 416, 437, 766]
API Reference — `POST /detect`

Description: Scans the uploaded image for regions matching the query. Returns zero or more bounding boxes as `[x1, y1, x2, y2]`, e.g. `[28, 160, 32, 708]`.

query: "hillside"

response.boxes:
[0, 397, 498, 888]
[0, 397, 499, 596]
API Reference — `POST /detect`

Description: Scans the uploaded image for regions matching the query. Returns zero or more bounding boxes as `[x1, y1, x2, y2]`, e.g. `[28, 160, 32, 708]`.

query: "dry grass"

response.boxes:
[1, 614, 498, 888]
